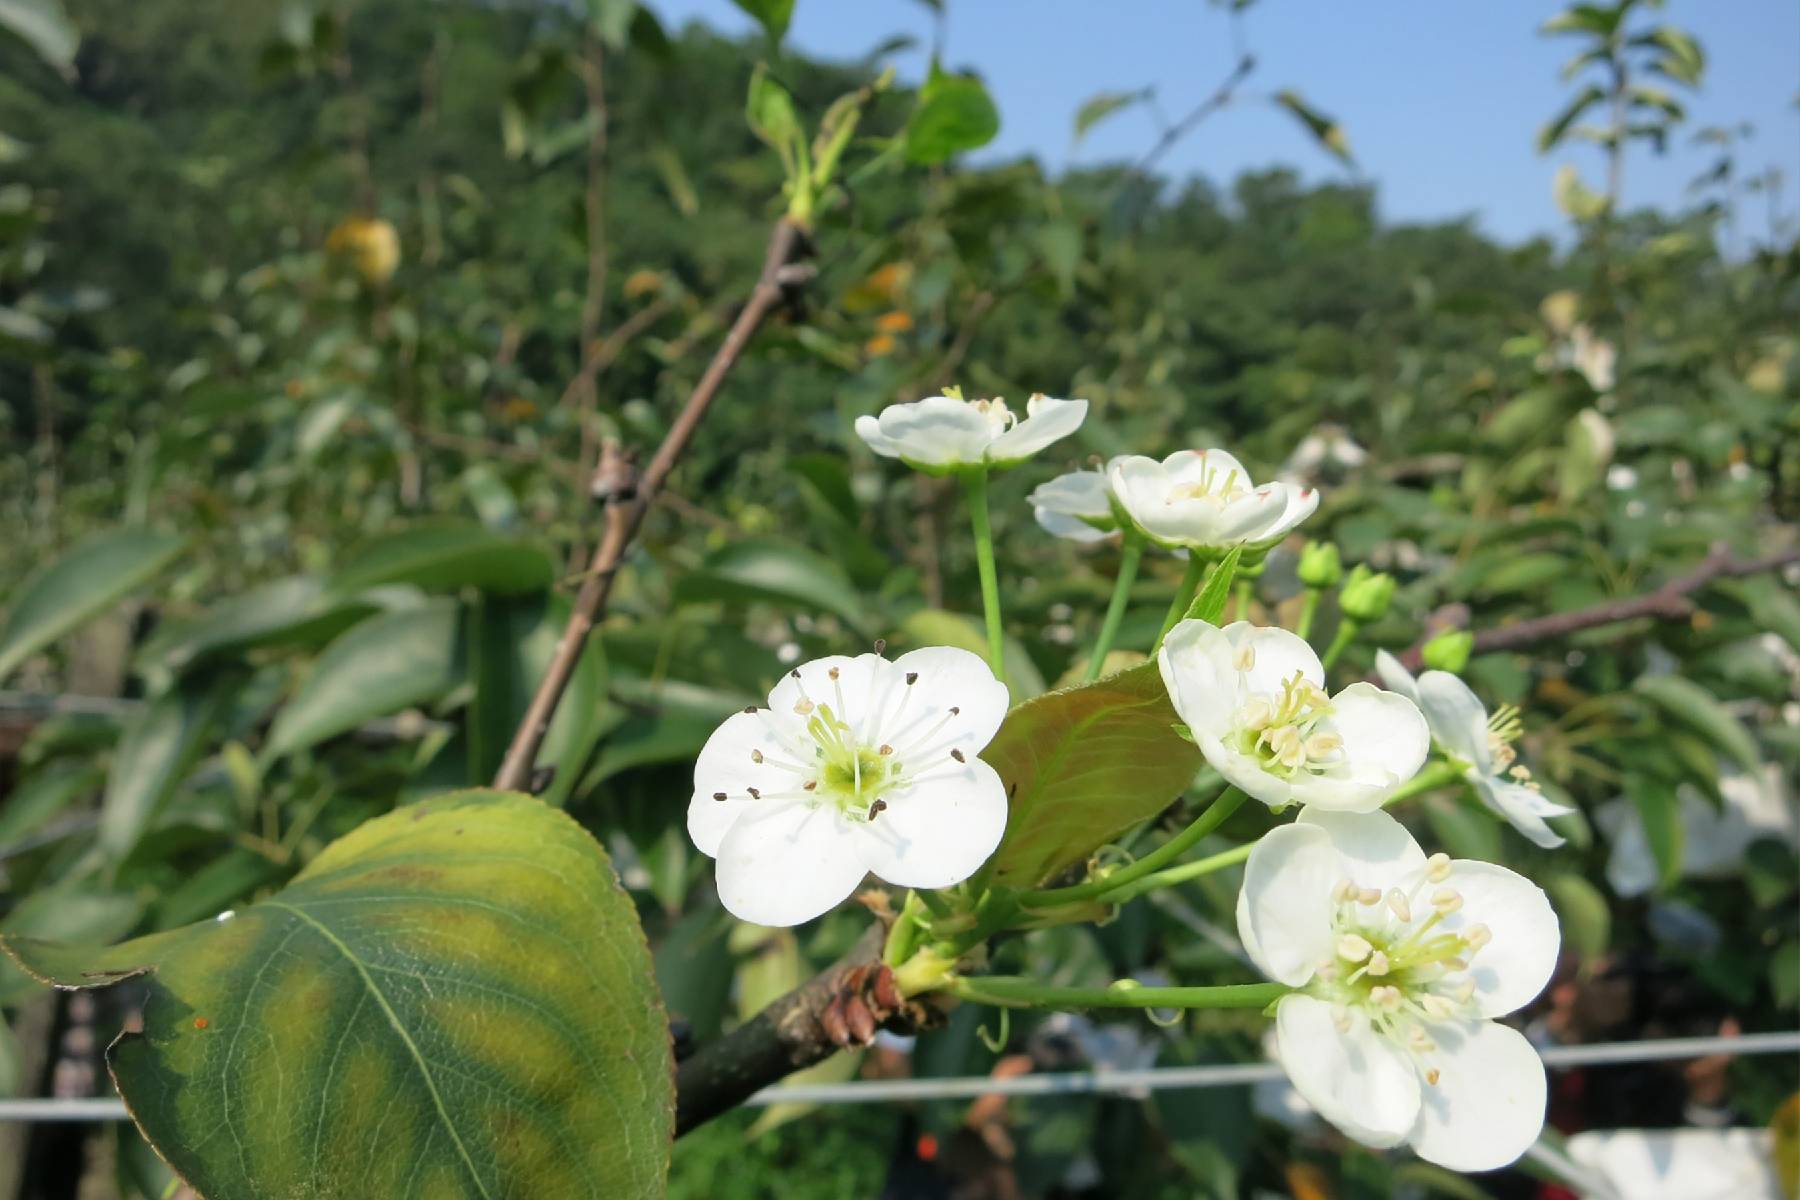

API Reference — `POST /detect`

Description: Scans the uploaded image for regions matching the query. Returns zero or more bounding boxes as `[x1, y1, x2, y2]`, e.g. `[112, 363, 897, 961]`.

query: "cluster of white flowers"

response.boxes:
[684, 387, 1564, 1173]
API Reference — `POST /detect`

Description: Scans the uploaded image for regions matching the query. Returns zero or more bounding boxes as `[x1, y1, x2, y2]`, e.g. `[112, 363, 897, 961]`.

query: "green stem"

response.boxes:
[1381, 759, 1467, 808]
[1103, 841, 1253, 905]
[951, 976, 1287, 1012]
[962, 469, 1005, 674]
[1155, 554, 1209, 648]
[1084, 535, 1145, 683]
[883, 892, 926, 967]
[1320, 617, 1361, 670]
[1231, 578, 1252, 622]
[1020, 787, 1248, 909]
[1295, 588, 1323, 641]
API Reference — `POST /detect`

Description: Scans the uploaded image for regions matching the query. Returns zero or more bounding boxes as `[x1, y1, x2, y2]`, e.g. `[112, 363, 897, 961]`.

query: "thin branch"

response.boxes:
[552, 293, 677, 415]
[1106, 54, 1256, 205]
[491, 218, 811, 791]
[1390, 544, 1799, 671]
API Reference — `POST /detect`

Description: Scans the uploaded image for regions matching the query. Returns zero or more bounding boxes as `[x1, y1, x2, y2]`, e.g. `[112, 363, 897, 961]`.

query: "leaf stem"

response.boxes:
[1084, 534, 1145, 683]
[1320, 617, 1360, 670]
[1231, 578, 1252, 622]
[1381, 758, 1468, 808]
[1295, 587, 1323, 641]
[1102, 841, 1253, 905]
[1019, 787, 1248, 909]
[962, 469, 1006, 674]
[1155, 554, 1209, 648]
[950, 975, 1287, 1012]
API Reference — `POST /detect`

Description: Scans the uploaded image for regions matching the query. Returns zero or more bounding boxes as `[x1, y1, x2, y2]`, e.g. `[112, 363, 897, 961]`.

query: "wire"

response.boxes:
[0, 1031, 1793, 1123]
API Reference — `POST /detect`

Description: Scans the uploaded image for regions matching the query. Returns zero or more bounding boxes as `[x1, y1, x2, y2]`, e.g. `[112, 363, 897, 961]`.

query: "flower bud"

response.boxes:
[1421, 629, 1475, 673]
[1339, 564, 1396, 624]
[1297, 541, 1343, 589]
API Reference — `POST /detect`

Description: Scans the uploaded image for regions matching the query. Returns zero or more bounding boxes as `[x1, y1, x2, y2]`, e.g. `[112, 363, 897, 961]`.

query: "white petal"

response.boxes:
[1159, 619, 1244, 741]
[1108, 455, 1188, 544]
[1373, 650, 1421, 706]
[1164, 447, 1253, 488]
[1034, 507, 1112, 542]
[766, 653, 886, 727]
[1479, 778, 1572, 849]
[688, 709, 789, 856]
[853, 414, 906, 459]
[1441, 860, 1560, 1018]
[1296, 808, 1427, 893]
[849, 756, 1008, 888]
[1261, 483, 1319, 542]
[1409, 1020, 1546, 1172]
[1322, 682, 1430, 792]
[1415, 671, 1493, 772]
[878, 645, 1010, 754]
[1221, 621, 1326, 697]
[1207, 487, 1294, 544]
[1028, 469, 1112, 520]
[1238, 823, 1337, 985]
[713, 802, 869, 926]
[1275, 994, 1421, 1148]
[1203, 732, 1303, 810]
[873, 396, 995, 467]
[986, 395, 1087, 463]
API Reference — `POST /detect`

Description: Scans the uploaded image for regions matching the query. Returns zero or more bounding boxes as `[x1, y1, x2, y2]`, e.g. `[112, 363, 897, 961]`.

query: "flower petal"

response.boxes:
[1108, 455, 1187, 544]
[1441, 860, 1560, 1018]
[1158, 619, 1236, 736]
[986, 395, 1087, 463]
[877, 645, 1010, 755]
[688, 709, 790, 856]
[1238, 823, 1337, 985]
[1165, 447, 1253, 489]
[1478, 778, 1572, 849]
[713, 802, 869, 926]
[1221, 621, 1326, 697]
[1275, 994, 1421, 1148]
[1028, 469, 1112, 520]
[853, 414, 906, 459]
[1262, 483, 1319, 542]
[1409, 1020, 1546, 1171]
[872, 396, 995, 467]
[766, 653, 886, 726]
[1296, 808, 1427, 893]
[1034, 508, 1112, 542]
[849, 756, 1008, 888]
[1322, 682, 1430, 792]
[1373, 650, 1421, 706]
[1414, 670, 1492, 772]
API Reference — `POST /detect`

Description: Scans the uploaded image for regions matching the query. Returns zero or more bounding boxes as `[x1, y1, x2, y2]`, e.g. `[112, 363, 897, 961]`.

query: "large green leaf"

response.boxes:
[264, 600, 464, 760]
[1625, 774, 1683, 889]
[0, 883, 145, 1004]
[1634, 674, 1760, 774]
[328, 522, 554, 599]
[98, 675, 234, 862]
[0, 760, 101, 849]
[675, 538, 868, 631]
[904, 73, 1000, 165]
[982, 661, 1203, 887]
[0, 528, 185, 681]
[137, 575, 377, 676]
[1, 791, 673, 1198]
[729, 0, 793, 41]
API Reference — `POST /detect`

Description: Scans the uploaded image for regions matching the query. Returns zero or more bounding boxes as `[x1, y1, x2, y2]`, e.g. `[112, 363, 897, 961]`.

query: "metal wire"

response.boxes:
[0, 1031, 1793, 1122]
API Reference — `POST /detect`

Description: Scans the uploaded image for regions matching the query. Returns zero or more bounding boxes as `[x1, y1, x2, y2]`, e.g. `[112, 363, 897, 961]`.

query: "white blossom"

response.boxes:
[1028, 462, 1121, 543]
[1566, 1128, 1783, 1200]
[1596, 764, 1795, 898]
[1108, 449, 1317, 553]
[1239, 808, 1560, 1171]
[687, 647, 1010, 926]
[1161, 620, 1429, 813]
[1376, 652, 1573, 849]
[854, 391, 1087, 473]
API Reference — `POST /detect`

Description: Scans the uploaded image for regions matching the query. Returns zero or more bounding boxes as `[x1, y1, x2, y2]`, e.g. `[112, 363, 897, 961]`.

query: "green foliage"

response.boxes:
[0, 529, 185, 680]
[904, 69, 1000, 164]
[2, 791, 673, 1198]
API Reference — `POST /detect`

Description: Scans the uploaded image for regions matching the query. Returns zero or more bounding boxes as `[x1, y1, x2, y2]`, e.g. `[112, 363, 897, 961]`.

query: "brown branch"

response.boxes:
[1391, 544, 1800, 671]
[552, 293, 677, 415]
[674, 925, 885, 1134]
[491, 218, 811, 791]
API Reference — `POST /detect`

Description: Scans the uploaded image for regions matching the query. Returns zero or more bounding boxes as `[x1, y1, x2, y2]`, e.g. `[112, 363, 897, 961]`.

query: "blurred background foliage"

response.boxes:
[0, 0, 1795, 1196]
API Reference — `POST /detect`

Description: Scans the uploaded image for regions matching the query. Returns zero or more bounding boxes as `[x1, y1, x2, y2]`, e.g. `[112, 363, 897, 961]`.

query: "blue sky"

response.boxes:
[650, 0, 1799, 245]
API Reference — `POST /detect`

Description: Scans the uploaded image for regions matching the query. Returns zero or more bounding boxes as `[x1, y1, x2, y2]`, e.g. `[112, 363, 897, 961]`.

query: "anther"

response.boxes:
[1425, 853, 1451, 882]
[1371, 986, 1403, 1011]
[1408, 1027, 1436, 1053]
[1464, 924, 1492, 951]
[1332, 1005, 1352, 1033]
[802, 780, 817, 791]
[1234, 645, 1256, 672]
[1333, 878, 1357, 903]
[873, 638, 887, 655]
[868, 799, 887, 820]
[879, 744, 893, 756]
[1431, 888, 1464, 915]
[751, 749, 764, 763]
[1386, 888, 1412, 923]
[1421, 995, 1456, 1021]
[712, 792, 727, 802]
[1358, 887, 1382, 906]
[1337, 933, 1373, 963]
[1366, 950, 1391, 977]
[905, 672, 919, 685]
[949, 706, 960, 715]
[791, 669, 801, 679]
[794, 699, 815, 715]
[950, 749, 965, 763]
[743, 705, 758, 714]
[747, 787, 761, 799]
[1426, 1068, 1441, 1086]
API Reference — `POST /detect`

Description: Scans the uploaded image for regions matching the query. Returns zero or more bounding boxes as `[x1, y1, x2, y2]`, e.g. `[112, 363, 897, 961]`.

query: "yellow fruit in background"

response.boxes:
[864, 333, 897, 357]
[325, 216, 401, 285]
[874, 310, 914, 334]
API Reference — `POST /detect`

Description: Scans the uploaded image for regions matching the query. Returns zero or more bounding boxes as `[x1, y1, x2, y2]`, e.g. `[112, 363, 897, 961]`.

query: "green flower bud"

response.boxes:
[1339, 564, 1396, 624]
[1421, 629, 1475, 673]
[1297, 541, 1343, 589]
